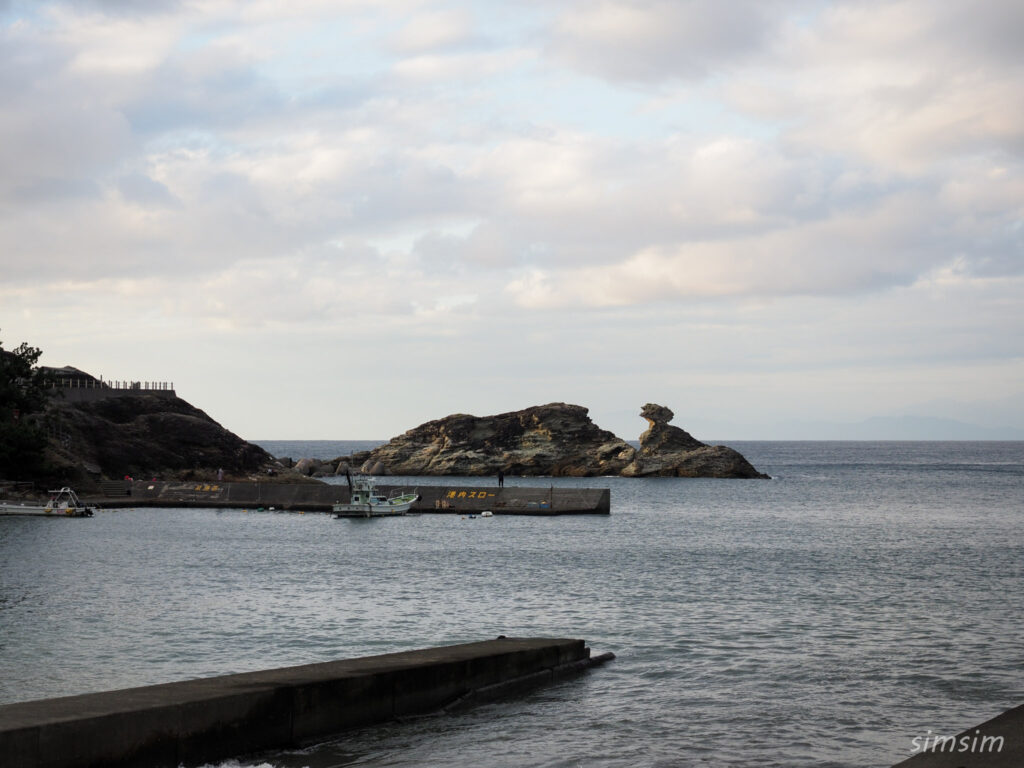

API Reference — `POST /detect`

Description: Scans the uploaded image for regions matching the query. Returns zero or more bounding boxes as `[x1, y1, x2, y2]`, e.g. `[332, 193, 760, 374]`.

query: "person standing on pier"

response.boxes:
[498, 470, 504, 488]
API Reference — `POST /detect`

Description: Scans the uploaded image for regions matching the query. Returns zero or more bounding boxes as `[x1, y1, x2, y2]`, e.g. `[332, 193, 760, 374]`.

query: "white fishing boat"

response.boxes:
[332, 475, 420, 518]
[0, 487, 95, 517]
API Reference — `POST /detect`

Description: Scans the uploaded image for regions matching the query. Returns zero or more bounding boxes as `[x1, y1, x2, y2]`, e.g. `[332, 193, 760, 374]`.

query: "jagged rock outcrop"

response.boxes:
[42, 390, 279, 482]
[345, 403, 635, 477]
[338, 402, 768, 478]
[621, 403, 768, 478]
[637, 403, 705, 453]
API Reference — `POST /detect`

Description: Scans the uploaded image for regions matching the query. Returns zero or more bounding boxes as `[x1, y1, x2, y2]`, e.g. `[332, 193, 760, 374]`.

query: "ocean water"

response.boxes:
[1, 441, 1022, 767]
[255, 440, 385, 462]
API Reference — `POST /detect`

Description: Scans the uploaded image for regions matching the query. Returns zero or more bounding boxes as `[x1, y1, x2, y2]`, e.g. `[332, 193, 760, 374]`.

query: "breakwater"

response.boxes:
[89, 480, 610, 514]
[0, 638, 614, 768]
[891, 701, 1022, 768]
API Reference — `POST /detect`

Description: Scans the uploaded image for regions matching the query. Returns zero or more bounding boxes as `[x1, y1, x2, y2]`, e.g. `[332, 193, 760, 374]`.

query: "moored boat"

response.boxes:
[0, 487, 95, 517]
[332, 476, 420, 518]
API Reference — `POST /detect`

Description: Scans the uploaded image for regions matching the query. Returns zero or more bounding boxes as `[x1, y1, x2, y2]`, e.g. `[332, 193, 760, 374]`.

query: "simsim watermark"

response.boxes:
[911, 728, 1004, 754]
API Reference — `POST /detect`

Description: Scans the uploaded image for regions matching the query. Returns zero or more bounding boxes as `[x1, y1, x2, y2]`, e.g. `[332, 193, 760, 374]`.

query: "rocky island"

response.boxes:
[327, 403, 768, 479]
[4, 340, 764, 484]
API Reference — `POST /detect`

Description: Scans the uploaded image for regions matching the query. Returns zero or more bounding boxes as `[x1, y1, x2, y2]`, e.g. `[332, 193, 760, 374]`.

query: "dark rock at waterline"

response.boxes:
[621, 403, 767, 478]
[42, 391, 279, 482]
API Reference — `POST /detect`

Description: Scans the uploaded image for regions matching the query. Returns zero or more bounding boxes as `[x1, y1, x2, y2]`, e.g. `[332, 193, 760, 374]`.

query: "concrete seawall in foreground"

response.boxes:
[0, 638, 613, 768]
[892, 701, 1023, 768]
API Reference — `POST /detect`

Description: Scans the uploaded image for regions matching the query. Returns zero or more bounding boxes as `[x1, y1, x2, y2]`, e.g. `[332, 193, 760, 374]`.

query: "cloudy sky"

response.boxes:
[1, 0, 1022, 440]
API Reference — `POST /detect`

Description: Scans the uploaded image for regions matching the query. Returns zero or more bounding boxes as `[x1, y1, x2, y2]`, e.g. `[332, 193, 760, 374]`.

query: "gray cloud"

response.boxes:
[917, 0, 1024, 66]
[1, 0, 1020, 348]
[545, 0, 807, 82]
[0, 29, 134, 196]
[116, 173, 180, 208]
[63, 0, 183, 16]
[123, 52, 285, 135]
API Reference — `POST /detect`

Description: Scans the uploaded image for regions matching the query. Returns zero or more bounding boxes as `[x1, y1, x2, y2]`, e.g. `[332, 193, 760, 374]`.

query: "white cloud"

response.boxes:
[57, 7, 182, 75]
[390, 8, 474, 54]
[390, 48, 529, 83]
[1, 0, 1022, 437]
[728, 1, 1024, 169]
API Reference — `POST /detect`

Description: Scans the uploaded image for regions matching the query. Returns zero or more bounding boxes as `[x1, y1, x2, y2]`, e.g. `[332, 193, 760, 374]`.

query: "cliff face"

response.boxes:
[43, 392, 276, 481]
[348, 403, 635, 477]
[341, 403, 768, 479]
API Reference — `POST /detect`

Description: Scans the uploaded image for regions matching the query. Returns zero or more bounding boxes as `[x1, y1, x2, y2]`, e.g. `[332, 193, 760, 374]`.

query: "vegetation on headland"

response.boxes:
[0, 334, 286, 491]
[0, 333, 55, 480]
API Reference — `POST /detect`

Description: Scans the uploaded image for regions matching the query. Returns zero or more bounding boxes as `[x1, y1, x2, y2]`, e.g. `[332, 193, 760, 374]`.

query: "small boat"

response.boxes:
[0, 487, 95, 517]
[332, 475, 420, 518]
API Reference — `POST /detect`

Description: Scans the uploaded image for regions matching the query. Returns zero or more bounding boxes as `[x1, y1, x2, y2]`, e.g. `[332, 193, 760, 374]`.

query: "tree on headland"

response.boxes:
[0, 332, 55, 479]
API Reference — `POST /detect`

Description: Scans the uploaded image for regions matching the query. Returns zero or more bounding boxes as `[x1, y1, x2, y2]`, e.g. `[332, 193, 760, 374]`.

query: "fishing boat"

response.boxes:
[0, 487, 95, 517]
[332, 475, 420, 518]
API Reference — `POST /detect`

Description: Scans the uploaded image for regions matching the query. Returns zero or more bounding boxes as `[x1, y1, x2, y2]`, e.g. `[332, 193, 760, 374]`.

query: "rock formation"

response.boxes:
[620, 403, 767, 478]
[336, 403, 768, 478]
[339, 403, 634, 477]
[42, 389, 279, 482]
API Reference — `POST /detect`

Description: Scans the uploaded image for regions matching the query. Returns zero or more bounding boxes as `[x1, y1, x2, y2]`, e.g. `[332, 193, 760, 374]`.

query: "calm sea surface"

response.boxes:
[2, 441, 1022, 767]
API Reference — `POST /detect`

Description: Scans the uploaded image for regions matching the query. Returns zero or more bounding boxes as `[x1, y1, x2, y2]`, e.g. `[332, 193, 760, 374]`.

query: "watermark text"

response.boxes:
[911, 729, 1004, 754]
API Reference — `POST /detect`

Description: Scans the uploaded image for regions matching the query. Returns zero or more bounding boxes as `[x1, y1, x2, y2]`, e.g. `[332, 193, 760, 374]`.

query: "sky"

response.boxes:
[1, 0, 1022, 440]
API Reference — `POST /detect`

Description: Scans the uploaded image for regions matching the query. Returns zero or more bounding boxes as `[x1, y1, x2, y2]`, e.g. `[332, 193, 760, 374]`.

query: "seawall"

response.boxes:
[90, 480, 611, 514]
[892, 701, 1023, 768]
[0, 638, 613, 768]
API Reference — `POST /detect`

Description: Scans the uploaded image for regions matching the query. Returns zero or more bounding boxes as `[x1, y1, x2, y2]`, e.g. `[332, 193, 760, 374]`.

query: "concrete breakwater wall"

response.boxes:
[91, 480, 611, 514]
[891, 701, 1023, 768]
[0, 638, 613, 768]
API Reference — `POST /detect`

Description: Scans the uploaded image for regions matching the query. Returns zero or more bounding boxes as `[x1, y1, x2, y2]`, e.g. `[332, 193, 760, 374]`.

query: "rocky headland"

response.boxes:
[26, 364, 766, 484]
[36, 372, 281, 485]
[315, 403, 768, 479]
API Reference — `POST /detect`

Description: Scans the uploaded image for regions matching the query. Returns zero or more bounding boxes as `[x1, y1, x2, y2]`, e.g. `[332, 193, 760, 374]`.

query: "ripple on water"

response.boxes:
[1, 443, 1022, 767]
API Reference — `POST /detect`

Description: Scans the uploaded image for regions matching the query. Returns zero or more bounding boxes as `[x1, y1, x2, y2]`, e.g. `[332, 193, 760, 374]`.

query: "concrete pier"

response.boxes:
[0, 638, 612, 768]
[88, 480, 611, 514]
[892, 701, 1023, 768]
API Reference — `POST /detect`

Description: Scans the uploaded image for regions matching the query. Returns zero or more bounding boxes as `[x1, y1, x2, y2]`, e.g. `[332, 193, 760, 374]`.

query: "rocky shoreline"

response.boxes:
[295, 403, 769, 479]
[23, 364, 767, 486]
[30, 379, 284, 490]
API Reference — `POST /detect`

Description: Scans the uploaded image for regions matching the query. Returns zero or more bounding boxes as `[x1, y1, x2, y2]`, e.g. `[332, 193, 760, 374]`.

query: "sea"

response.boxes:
[1, 441, 1021, 768]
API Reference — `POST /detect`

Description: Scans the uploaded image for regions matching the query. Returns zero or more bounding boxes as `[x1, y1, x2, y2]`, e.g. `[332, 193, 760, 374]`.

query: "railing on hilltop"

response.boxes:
[46, 378, 174, 392]
[45, 377, 177, 403]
